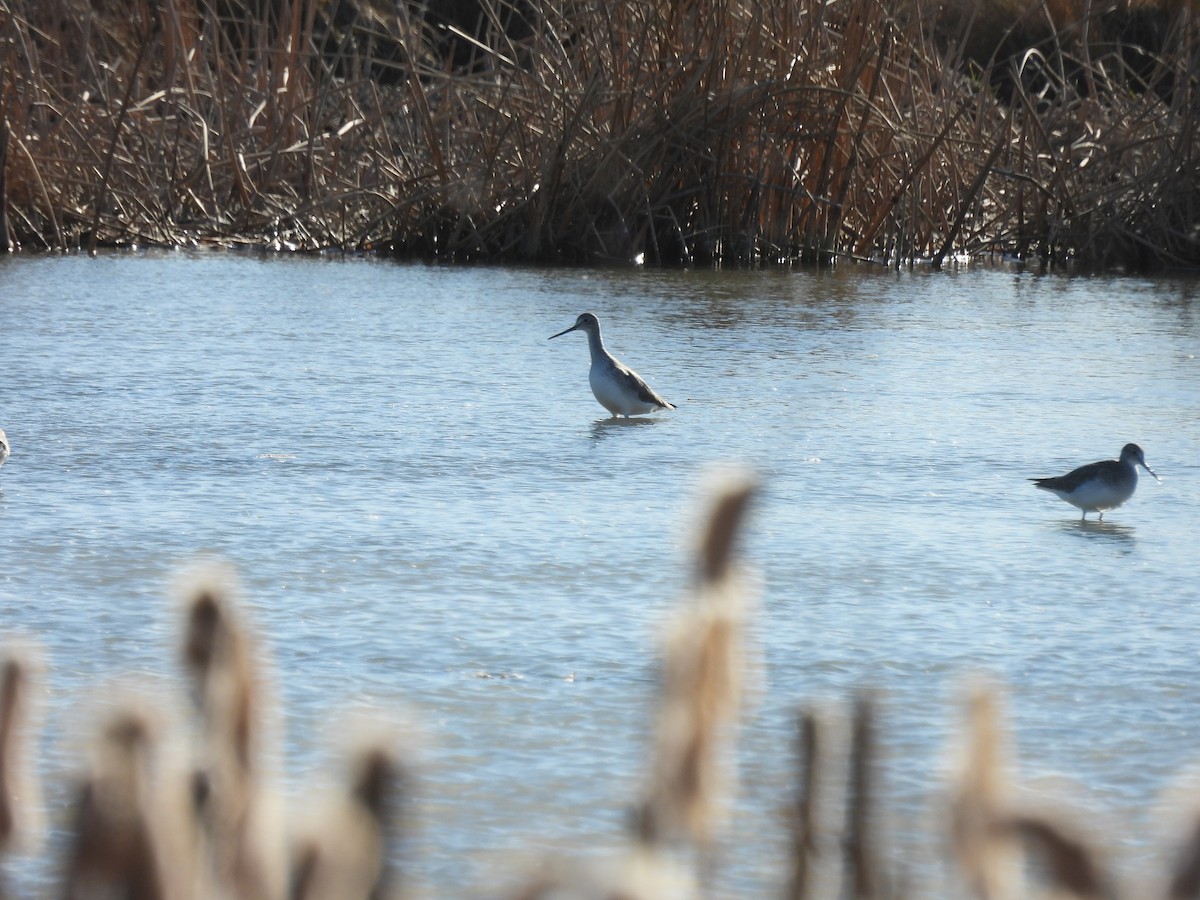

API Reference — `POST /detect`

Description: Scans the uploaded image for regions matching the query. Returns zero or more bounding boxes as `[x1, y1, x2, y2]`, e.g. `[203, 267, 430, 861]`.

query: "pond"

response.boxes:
[0, 252, 1197, 895]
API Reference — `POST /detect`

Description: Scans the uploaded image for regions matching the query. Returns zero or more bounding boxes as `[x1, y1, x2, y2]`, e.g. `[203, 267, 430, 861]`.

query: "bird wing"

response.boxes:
[615, 361, 675, 409]
[1031, 459, 1115, 492]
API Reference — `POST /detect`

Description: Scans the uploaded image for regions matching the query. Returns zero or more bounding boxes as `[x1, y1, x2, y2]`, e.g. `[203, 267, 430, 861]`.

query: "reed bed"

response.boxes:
[0, 0, 1196, 268]
[4, 474, 1200, 898]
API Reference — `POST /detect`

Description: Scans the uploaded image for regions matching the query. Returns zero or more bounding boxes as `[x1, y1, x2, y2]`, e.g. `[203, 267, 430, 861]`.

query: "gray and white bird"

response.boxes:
[1030, 443, 1160, 520]
[0, 429, 9, 469]
[549, 313, 676, 417]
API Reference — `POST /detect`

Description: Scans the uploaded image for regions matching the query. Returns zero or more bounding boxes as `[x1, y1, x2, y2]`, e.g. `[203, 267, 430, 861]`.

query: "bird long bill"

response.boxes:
[1145, 463, 1163, 482]
[548, 325, 578, 340]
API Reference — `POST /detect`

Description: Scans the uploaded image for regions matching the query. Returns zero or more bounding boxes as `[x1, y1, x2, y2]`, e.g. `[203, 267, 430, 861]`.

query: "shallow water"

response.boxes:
[1, 253, 1198, 894]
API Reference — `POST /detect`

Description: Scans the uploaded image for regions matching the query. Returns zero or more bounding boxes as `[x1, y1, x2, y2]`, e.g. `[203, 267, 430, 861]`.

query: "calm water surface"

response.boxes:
[0, 253, 1198, 895]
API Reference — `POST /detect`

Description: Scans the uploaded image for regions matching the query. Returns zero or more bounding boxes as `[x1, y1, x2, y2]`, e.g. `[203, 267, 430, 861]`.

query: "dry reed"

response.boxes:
[288, 730, 407, 900]
[179, 564, 284, 900]
[5, 476, 1200, 897]
[59, 707, 173, 900]
[634, 470, 756, 852]
[948, 682, 1018, 900]
[0, 648, 40, 869]
[0, 0, 1196, 268]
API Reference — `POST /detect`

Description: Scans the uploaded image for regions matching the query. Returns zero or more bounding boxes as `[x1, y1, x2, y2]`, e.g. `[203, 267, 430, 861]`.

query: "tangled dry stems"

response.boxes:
[0, 0, 1196, 268]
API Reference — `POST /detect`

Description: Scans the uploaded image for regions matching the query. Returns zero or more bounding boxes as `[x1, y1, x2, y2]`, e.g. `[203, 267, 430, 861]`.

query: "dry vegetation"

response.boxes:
[3, 474, 1200, 899]
[0, 0, 1197, 268]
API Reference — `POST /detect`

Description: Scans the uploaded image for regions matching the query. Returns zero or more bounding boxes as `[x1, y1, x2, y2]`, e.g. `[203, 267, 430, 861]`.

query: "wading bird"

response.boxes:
[549, 313, 676, 418]
[1030, 443, 1160, 520]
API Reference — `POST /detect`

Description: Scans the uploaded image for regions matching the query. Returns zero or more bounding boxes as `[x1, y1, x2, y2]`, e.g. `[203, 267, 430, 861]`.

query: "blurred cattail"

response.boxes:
[1154, 767, 1200, 900]
[0, 645, 43, 900]
[948, 681, 1116, 899]
[502, 847, 697, 900]
[844, 692, 885, 900]
[289, 729, 408, 900]
[1002, 811, 1115, 900]
[635, 470, 757, 850]
[786, 711, 824, 900]
[1142, 758, 1200, 900]
[177, 563, 283, 900]
[949, 681, 1017, 900]
[0, 648, 41, 854]
[59, 706, 177, 900]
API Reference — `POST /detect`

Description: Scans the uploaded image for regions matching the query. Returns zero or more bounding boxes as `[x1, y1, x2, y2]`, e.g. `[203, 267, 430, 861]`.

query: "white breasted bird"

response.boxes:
[549, 313, 676, 418]
[1030, 443, 1161, 520]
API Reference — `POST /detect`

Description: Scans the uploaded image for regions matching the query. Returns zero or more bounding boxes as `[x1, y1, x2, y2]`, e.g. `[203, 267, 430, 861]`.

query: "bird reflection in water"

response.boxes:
[589, 416, 660, 443]
[1059, 518, 1137, 551]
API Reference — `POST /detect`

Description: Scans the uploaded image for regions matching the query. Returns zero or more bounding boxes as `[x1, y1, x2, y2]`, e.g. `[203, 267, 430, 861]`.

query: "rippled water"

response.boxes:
[1, 253, 1198, 894]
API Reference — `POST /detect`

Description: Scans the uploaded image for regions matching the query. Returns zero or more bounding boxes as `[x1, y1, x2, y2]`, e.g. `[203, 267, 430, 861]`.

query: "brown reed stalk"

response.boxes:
[1002, 811, 1114, 900]
[931, 107, 1013, 268]
[180, 566, 283, 900]
[0, 649, 39, 865]
[947, 677, 1124, 899]
[635, 471, 757, 853]
[852, 100, 971, 259]
[60, 708, 177, 900]
[785, 711, 823, 900]
[289, 735, 406, 900]
[0, 659, 19, 855]
[0, 105, 9, 253]
[86, 13, 153, 256]
[1, 0, 1197, 263]
[1165, 813, 1200, 899]
[844, 693, 884, 900]
[820, 19, 892, 262]
[949, 682, 1016, 900]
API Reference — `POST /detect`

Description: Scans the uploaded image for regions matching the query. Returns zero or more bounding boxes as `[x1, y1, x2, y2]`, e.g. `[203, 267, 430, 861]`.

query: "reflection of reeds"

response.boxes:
[0, 0, 1195, 268]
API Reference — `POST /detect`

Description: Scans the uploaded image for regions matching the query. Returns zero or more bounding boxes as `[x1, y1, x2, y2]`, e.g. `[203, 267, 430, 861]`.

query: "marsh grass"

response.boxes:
[0, 0, 1196, 268]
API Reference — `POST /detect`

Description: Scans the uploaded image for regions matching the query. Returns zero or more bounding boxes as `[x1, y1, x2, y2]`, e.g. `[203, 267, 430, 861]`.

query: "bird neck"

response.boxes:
[584, 327, 608, 363]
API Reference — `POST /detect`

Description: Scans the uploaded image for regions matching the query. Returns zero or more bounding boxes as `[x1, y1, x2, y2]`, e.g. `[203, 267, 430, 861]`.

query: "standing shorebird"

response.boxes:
[1030, 443, 1161, 521]
[549, 313, 676, 418]
[0, 429, 8, 469]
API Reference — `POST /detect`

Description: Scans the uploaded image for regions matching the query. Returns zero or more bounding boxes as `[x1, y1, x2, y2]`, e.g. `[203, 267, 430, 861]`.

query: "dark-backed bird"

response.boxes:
[0, 429, 8, 469]
[549, 313, 676, 417]
[1030, 443, 1160, 520]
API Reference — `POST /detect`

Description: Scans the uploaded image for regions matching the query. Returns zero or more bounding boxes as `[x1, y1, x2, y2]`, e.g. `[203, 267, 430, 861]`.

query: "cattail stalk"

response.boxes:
[786, 711, 823, 900]
[844, 693, 882, 900]
[949, 682, 1016, 900]
[289, 736, 407, 900]
[180, 566, 282, 900]
[636, 472, 757, 854]
[60, 709, 176, 900]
